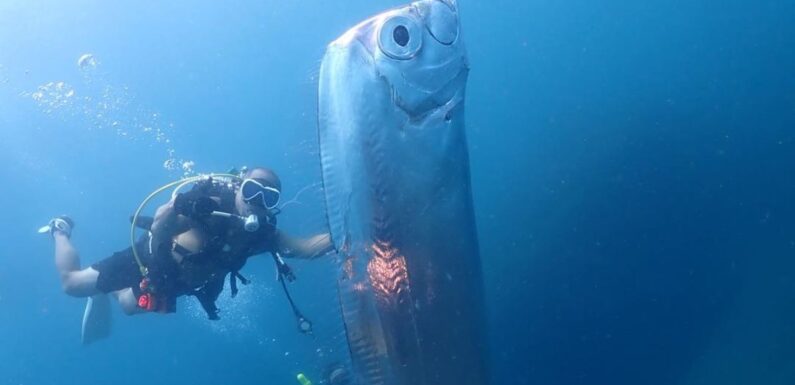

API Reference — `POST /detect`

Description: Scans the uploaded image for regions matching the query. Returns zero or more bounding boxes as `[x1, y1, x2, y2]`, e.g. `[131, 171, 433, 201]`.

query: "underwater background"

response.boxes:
[1, 0, 794, 384]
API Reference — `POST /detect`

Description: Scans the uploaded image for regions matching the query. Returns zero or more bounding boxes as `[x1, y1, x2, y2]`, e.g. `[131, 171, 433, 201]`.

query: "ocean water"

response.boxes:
[1, 1, 794, 385]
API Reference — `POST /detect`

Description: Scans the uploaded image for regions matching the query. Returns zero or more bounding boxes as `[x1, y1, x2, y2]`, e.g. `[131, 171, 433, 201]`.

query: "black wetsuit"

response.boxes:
[92, 235, 151, 295]
[92, 179, 277, 318]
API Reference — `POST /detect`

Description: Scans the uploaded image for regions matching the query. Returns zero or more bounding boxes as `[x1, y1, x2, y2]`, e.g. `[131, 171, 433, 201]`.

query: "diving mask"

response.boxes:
[241, 178, 280, 209]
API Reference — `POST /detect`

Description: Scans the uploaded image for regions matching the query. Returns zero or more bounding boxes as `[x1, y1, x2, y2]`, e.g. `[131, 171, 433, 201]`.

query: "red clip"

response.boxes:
[138, 293, 155, 311]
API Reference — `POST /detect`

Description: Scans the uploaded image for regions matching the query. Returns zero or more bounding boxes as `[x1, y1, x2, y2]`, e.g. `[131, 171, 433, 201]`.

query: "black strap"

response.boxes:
[193, 274, 225, 320]
[229, 271, 250, 298]
[194, 290, 220, 320]
[235, 272, 250, 285]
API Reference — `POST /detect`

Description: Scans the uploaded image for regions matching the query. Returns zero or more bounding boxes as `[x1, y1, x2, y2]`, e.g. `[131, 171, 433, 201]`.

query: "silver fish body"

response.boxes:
[318, 1, 489, 385]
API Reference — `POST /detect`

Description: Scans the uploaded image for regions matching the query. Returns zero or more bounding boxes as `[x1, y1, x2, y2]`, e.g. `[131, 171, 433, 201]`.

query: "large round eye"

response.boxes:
[378, 15, 423, 60]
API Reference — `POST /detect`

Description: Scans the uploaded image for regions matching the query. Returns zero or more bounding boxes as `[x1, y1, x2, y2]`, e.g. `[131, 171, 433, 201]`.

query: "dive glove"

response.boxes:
[173, 192, 219, 218]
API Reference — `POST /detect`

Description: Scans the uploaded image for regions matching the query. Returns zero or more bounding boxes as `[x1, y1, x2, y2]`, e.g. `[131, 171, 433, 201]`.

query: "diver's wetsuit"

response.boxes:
[91, 233, 182, 311]
[91, 235, 151, 296]
[91, 179, 279, 318]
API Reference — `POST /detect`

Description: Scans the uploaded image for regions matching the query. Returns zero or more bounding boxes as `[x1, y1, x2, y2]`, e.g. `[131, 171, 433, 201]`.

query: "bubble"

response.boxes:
[184, 280, 276, 338]
[25, 81, 77, 112]
[155, 130, 166, 142]
[163, 158, 178, 170]
[77, 53, 97, 70]
[181, 160, 196, 176]
[25, 54, 196, 176]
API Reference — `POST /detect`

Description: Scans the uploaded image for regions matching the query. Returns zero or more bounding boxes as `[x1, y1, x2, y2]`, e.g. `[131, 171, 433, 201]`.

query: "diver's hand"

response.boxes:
[174, 193, 219, 218]
[192, 196, 219, 216]
[277, 260, 296, 282]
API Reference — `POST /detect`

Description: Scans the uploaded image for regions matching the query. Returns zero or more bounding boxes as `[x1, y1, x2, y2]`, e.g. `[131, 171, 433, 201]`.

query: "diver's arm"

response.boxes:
[149, 198, 188, 249]
[150, 190, 217, 247]
[274, 230, 335, 260]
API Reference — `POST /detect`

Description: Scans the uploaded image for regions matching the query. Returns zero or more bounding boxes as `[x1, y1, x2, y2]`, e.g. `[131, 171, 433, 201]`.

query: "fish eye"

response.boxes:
[393, 25, 410, 47]
[378, 15, 422, 60]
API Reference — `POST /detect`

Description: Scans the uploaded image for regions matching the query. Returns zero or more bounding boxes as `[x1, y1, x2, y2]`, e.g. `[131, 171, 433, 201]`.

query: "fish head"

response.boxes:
[331, 0, 468, 118]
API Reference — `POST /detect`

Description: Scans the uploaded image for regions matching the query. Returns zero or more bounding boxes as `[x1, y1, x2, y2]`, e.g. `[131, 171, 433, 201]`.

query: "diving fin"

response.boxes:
[38, 216, 74, 237]
[81, 294, 112, 345]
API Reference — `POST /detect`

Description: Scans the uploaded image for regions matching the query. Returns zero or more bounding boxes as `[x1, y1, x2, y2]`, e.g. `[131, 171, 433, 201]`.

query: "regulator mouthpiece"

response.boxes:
[243, 214, 260, 232]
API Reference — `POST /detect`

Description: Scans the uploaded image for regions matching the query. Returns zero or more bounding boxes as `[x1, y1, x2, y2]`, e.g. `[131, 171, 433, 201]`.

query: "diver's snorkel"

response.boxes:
[210, 211, 259, 232]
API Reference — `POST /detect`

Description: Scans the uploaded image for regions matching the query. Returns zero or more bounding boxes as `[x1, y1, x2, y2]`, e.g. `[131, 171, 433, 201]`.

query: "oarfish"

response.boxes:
[318, 1, 489, 385]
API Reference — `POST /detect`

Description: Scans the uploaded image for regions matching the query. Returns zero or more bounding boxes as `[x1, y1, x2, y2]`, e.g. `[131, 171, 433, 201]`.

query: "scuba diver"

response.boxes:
[43, 167, 334, 343]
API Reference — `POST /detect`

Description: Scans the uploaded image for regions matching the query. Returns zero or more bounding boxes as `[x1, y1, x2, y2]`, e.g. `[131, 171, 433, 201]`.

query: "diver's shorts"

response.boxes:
[91, 238, 148, 294]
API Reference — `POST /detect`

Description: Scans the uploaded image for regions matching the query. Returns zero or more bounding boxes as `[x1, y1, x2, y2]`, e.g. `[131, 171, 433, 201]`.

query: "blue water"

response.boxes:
[1, 1, 794, 384]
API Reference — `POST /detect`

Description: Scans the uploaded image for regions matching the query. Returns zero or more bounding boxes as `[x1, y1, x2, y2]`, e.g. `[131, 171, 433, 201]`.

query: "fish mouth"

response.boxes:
[392, 67, 469, 122]
[390, 63, 469, 119]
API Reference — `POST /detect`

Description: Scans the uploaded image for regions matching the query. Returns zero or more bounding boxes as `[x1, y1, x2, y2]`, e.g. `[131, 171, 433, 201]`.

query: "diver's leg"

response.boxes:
[54, 232, 100, 297]
[112, 288, 147, 315]
[54, 232, 117, 344]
